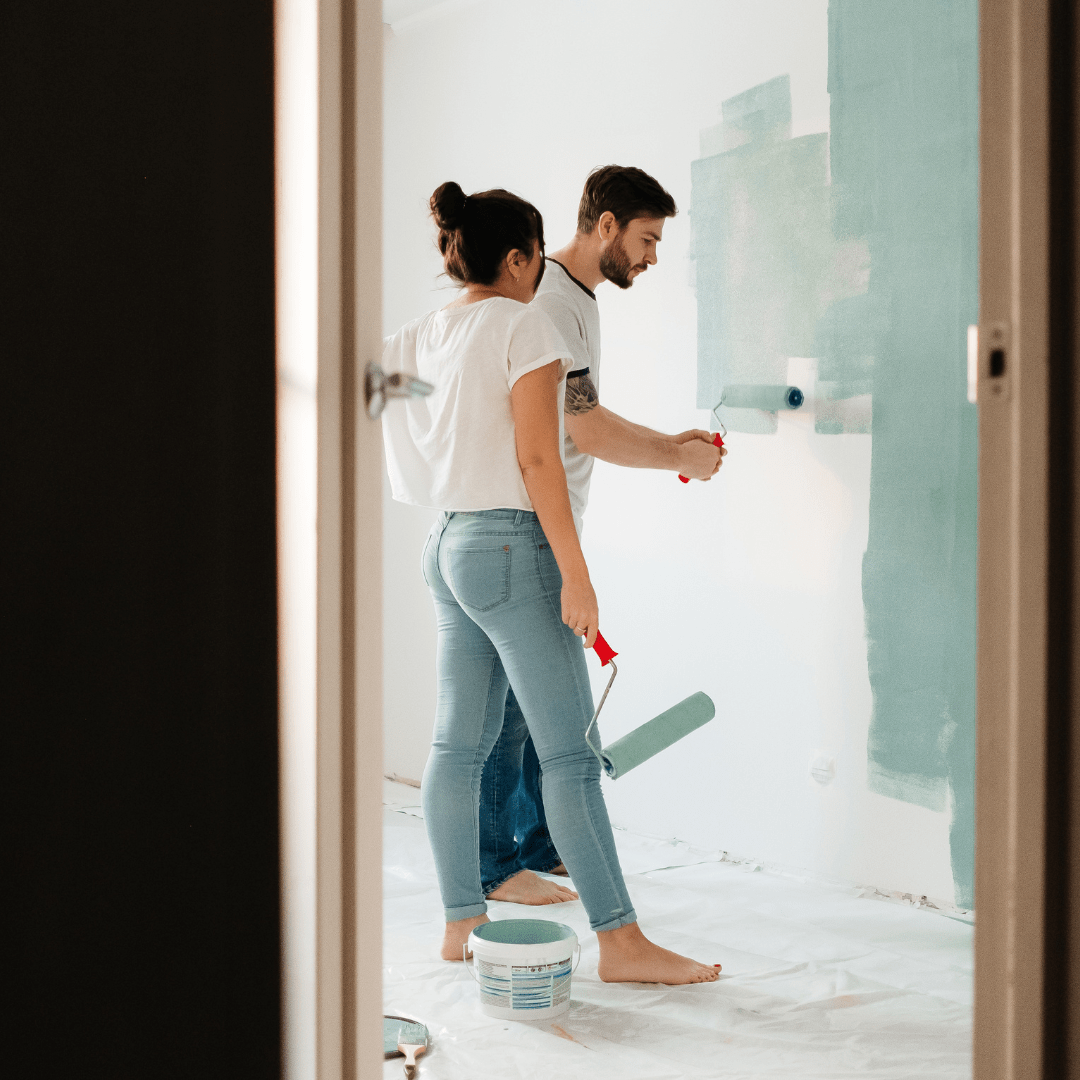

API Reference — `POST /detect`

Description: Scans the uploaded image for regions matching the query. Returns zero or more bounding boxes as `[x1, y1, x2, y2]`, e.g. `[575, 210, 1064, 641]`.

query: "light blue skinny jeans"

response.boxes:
[420, 508, 637, 932]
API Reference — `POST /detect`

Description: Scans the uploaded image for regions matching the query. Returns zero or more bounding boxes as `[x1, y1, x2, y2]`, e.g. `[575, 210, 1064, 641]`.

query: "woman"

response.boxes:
[382, 181, 718, 985]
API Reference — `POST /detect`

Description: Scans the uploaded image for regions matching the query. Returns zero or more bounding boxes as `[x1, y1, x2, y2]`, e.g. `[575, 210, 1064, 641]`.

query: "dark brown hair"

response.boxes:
[576, 165, 677, 234]
[430, 182, 545, 286]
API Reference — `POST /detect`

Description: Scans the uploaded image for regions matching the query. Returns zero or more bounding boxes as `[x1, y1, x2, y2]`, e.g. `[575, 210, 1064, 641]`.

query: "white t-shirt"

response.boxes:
[382, 297, 574, 513]
[532, 261, 602, 533]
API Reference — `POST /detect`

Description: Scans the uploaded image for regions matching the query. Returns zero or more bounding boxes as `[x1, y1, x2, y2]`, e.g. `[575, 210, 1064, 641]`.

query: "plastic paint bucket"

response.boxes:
[465, 919, 580, 1021]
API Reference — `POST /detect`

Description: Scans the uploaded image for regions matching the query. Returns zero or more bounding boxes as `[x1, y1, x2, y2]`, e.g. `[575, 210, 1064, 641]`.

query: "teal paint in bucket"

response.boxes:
[465, 919, 580, 1021]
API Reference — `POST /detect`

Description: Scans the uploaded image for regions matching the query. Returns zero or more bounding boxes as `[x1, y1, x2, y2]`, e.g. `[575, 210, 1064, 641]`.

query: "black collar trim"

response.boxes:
[548, 259, 596, 301]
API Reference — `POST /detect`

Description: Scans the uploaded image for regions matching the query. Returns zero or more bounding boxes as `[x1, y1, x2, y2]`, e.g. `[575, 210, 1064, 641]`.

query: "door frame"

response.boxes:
[974, 0, 1075, 1076]
[315, 0, 384, 1076]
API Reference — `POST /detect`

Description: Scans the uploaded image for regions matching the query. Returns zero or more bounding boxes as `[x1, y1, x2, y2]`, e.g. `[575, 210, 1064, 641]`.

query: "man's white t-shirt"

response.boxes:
[532, 260, 601, 533]
[381, 297, 574, 513]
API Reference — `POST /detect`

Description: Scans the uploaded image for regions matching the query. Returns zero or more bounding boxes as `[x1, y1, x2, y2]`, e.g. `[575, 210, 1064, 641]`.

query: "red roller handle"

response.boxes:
[678, 431, 725, 483]
[592, 631, 618, 666]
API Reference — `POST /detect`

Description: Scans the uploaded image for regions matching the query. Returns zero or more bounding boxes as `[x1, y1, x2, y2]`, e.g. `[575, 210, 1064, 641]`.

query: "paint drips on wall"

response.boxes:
[691, 2, 978, 907]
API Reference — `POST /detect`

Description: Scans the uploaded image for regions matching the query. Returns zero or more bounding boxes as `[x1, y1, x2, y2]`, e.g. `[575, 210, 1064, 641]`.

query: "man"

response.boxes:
[481, 166, 725, 904]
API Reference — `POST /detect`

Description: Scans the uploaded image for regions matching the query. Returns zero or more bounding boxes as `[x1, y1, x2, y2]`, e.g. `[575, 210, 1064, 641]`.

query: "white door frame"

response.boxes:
[308, 0, 1070, 1075]
[315, 0, 384, 1076]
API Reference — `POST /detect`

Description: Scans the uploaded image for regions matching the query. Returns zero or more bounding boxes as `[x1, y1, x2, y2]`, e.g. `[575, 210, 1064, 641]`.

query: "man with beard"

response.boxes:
[480, 165, 726, 905]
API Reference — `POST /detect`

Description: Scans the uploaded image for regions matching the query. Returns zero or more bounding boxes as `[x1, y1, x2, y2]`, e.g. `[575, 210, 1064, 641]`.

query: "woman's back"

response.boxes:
[382, 296, 570, 513]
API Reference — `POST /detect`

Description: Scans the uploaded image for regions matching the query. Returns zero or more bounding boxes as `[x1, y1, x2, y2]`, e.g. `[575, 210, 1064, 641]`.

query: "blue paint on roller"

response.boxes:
[722, 384, 804, 411]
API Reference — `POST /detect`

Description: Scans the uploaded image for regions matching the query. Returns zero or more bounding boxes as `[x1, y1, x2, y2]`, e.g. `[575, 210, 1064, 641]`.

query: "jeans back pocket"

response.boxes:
[446, 545, 511, 611]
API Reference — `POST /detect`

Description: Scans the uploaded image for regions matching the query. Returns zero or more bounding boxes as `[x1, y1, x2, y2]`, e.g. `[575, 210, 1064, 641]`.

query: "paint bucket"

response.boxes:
[465, 919, 580, 1021]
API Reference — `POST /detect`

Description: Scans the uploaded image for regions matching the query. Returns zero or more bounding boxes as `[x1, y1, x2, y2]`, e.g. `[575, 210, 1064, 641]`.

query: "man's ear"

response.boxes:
[597, 211, 617, 241]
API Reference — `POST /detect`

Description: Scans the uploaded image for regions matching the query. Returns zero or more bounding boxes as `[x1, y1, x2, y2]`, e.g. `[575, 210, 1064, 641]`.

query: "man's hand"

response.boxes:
[670, 429, 716, 445]
[676, 435, 725, 480]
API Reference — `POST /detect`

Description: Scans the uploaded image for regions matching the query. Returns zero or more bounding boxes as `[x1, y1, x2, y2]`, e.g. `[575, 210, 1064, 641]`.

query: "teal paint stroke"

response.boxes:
[690, 4, 978, 907]
[830, 0, 979, 908]
[691, 75, 875, 435]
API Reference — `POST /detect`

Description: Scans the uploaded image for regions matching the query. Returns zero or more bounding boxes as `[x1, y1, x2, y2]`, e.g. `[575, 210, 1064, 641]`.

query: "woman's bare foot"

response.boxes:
[440, 913, 490, 961]
[596, 922, 720, 985]
[486, 870, 579, 905]
[548, 863, 569, 876]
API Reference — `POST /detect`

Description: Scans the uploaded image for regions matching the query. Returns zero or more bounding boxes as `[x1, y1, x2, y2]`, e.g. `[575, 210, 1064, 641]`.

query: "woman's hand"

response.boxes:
[562, 576, 599, 649]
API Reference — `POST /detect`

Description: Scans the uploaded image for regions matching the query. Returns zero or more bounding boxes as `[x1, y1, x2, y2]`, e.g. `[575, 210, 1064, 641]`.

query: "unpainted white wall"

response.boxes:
[382, 0, 957, 903]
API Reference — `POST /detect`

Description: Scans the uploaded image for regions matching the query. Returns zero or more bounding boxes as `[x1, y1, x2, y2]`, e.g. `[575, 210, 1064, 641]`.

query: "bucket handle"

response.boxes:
[463, 942, 582, 978]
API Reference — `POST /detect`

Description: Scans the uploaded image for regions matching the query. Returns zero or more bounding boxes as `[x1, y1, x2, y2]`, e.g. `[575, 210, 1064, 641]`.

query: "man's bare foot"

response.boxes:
[440, 913, 489, 961]
[486, 869, 579, 905]
[548, 863, 569, 876]
[596, 921, 720, 985]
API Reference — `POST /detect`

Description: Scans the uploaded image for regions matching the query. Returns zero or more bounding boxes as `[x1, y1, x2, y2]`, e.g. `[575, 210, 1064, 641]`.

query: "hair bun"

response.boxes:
[430, 181, 468, 230]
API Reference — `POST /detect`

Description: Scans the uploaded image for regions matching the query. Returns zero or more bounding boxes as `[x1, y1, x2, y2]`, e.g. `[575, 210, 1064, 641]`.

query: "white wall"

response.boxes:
[382, 0, 957, 903]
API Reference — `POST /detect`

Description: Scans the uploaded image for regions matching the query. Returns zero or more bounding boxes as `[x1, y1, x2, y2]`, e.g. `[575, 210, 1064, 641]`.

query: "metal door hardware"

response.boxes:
[364, 361, 434, 420]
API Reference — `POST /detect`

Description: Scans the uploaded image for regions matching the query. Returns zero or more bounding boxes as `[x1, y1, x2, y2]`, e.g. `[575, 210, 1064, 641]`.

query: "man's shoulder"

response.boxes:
[538, 260, 596, 305]
[535, 269, 593, 329]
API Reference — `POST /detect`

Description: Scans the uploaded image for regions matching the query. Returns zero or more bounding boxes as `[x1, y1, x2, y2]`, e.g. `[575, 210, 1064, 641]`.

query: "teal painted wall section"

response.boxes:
[691, 77, 836, 434]
[691, 3, 978, 905]
[691, 77, 874, 435]
[829, 0, 978, 907]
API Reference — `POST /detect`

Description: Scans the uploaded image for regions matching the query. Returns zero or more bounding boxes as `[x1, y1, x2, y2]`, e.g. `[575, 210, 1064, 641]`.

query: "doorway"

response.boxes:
[280, 0, 1076, 1076]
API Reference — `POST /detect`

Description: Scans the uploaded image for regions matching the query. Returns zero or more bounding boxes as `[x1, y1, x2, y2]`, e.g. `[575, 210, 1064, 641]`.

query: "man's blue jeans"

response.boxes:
[478, 689, 561, 895]
[420, 508, 636, 932]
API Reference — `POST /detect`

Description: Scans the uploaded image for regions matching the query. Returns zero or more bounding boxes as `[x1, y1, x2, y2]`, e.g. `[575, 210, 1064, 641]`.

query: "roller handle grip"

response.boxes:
[592, 631, 618, 666]
[678, 431, 725, 483]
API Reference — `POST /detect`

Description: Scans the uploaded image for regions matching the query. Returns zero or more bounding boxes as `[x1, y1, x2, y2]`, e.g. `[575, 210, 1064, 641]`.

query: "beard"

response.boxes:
[598, 234, 637, 290]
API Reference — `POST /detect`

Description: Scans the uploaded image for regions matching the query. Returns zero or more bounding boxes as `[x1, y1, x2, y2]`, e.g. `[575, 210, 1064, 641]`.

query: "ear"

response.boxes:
[597, 211, 618, 241]
[505, 247, 527, 279]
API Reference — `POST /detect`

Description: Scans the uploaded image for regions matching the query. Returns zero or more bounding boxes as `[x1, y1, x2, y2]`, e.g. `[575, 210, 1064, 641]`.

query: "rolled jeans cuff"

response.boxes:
[444, 901, 488, 922]
[591, 908, 638, 933]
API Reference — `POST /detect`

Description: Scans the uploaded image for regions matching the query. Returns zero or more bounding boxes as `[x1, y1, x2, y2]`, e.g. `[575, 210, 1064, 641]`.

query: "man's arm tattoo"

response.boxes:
[564, 371, 599, 415]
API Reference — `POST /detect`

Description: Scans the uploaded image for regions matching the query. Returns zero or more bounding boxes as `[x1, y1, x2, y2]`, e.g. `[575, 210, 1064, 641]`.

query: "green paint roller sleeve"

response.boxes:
[721, 384, 804, 410]
[597, 692, 715, 779]
[585, 635, 715, 779]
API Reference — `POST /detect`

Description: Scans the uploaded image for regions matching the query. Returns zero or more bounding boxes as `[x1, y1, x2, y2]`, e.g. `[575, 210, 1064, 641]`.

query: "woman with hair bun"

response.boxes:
[381, 182, 719, 985]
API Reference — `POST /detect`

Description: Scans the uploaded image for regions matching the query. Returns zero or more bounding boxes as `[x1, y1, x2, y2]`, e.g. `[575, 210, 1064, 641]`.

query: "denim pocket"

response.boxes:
[536, 540, 562, 590]
[447, 546, 511, 611]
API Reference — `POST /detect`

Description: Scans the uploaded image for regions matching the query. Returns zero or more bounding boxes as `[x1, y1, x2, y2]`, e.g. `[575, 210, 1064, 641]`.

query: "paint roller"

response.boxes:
[677, 385, 804, 482]
[584, 632, 715, 779]
[721, 384, 805, 411]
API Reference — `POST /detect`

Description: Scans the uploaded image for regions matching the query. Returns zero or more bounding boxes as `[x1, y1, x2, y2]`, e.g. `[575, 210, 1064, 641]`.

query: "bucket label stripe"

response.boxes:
[477, 959, 572, 1010]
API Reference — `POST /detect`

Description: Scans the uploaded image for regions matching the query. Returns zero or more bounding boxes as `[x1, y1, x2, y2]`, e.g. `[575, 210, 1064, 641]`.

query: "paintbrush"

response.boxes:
[383, 1015, 430, 1076]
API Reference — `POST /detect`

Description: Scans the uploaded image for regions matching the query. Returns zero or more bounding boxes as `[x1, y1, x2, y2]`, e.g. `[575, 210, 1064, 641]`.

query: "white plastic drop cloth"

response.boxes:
[383, 788, 972, 1079]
